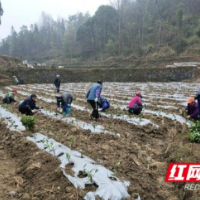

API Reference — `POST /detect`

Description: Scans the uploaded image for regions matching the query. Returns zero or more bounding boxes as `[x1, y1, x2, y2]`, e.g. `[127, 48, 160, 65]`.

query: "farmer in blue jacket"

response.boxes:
[86, 80, 103, 120]
[19, 94, 42, 115]
[99, 96, 110, 112]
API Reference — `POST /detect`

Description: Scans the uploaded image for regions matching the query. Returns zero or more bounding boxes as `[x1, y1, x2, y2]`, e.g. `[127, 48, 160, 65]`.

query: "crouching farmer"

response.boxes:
[56, 92, 73, 114]
[99, 96, 110, 112]
[3, 89, 18, 104]
[195, 87, 200, 118]
[186, 97, 198, 120]
[19, 94, 42, 116]
[128, 93, 143, 115]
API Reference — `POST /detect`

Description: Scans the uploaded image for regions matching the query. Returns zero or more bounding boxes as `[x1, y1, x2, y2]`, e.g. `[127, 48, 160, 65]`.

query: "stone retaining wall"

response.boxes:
[1, 67, 195, 85]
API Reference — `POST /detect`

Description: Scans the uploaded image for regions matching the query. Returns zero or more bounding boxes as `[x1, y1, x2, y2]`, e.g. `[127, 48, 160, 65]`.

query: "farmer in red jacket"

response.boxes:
[128, 93, 143, 115]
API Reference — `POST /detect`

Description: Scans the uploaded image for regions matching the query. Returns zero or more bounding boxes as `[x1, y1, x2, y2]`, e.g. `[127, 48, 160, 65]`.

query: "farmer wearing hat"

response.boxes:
[2, 89, 18, 104]
[19, 94, 43, 116]
[186, 97, 198, 120]
[54, 75, 61, 93]
[128, 93, 143, 115]
[86, 80, 103, 120]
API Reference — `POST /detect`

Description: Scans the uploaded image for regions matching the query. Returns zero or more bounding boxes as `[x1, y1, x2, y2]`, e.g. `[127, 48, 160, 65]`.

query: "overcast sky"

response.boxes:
[0, 0, 110, 40]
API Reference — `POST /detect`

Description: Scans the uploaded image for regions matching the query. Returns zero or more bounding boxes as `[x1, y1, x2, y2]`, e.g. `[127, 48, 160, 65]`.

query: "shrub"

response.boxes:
[189, 121, 200, 143]
[21, 115, 35, 131]
[187, 35, 200, 46]
[146, 46, 176, 58]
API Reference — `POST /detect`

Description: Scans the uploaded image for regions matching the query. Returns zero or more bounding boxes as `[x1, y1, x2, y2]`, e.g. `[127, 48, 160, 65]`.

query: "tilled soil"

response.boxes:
[0, 122, 91, 200]
[0, 137, 17, 200]
[0, 84, 200, 200]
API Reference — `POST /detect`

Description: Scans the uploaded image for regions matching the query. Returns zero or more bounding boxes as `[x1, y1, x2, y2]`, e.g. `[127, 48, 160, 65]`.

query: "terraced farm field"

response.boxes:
[0, 82, 200, 200]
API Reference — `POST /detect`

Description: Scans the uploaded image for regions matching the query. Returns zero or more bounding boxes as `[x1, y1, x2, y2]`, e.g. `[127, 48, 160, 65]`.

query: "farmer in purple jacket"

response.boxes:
[86, 80, 103, 120]
[185, 97, 198, 120]
[195, 87, 200, 118]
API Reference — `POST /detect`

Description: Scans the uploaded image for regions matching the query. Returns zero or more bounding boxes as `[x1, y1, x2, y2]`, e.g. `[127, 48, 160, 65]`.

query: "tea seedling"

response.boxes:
[88, 169, 98, 183]
[83, 164, 98, 183]
[66, 152, 71, 162]
[111, 161, 121, 177]
[92, 122, 97, 131]
[45, 139, 52, 149]
[115, 108, 121, 116]
[70, 119, 75, 124]
[46, 124, 51, 133]
[21, 115, 35, 131]
[42, 138, 55, 154]
[92, 152, 98, 160]
[172, 113, 176, 119]
[69, 138, 76, 148]
[138, 114, 142, 123]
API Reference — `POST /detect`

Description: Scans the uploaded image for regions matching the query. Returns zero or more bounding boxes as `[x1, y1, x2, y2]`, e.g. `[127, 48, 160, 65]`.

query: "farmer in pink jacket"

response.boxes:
[128, 93, 143, 115]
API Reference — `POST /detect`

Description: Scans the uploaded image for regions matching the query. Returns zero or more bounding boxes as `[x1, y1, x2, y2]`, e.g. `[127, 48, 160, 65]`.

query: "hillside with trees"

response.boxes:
[0, 0, 200, 64]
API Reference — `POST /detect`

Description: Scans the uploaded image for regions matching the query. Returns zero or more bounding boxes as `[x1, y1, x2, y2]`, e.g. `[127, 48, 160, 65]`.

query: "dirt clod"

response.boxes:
[21, 193, 31, 200]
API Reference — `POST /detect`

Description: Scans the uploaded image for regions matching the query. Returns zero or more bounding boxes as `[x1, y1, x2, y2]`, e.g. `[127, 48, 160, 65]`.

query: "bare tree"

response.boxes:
[0, 0, 4, 25]
[110, 0, 125, 55]
[134, 0, 145, 49]
[155, 0, 164, 47]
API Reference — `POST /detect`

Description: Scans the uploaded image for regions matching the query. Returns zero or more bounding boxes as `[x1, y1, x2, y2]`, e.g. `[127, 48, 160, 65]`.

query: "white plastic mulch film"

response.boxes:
[5, 85, 194, 128]
[0, 104, 25, 133]
[0, 101, 131, 199]
[4, 87, 160, 128]
[4, 88, 122, 135]
[27, 133, 133, 200]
